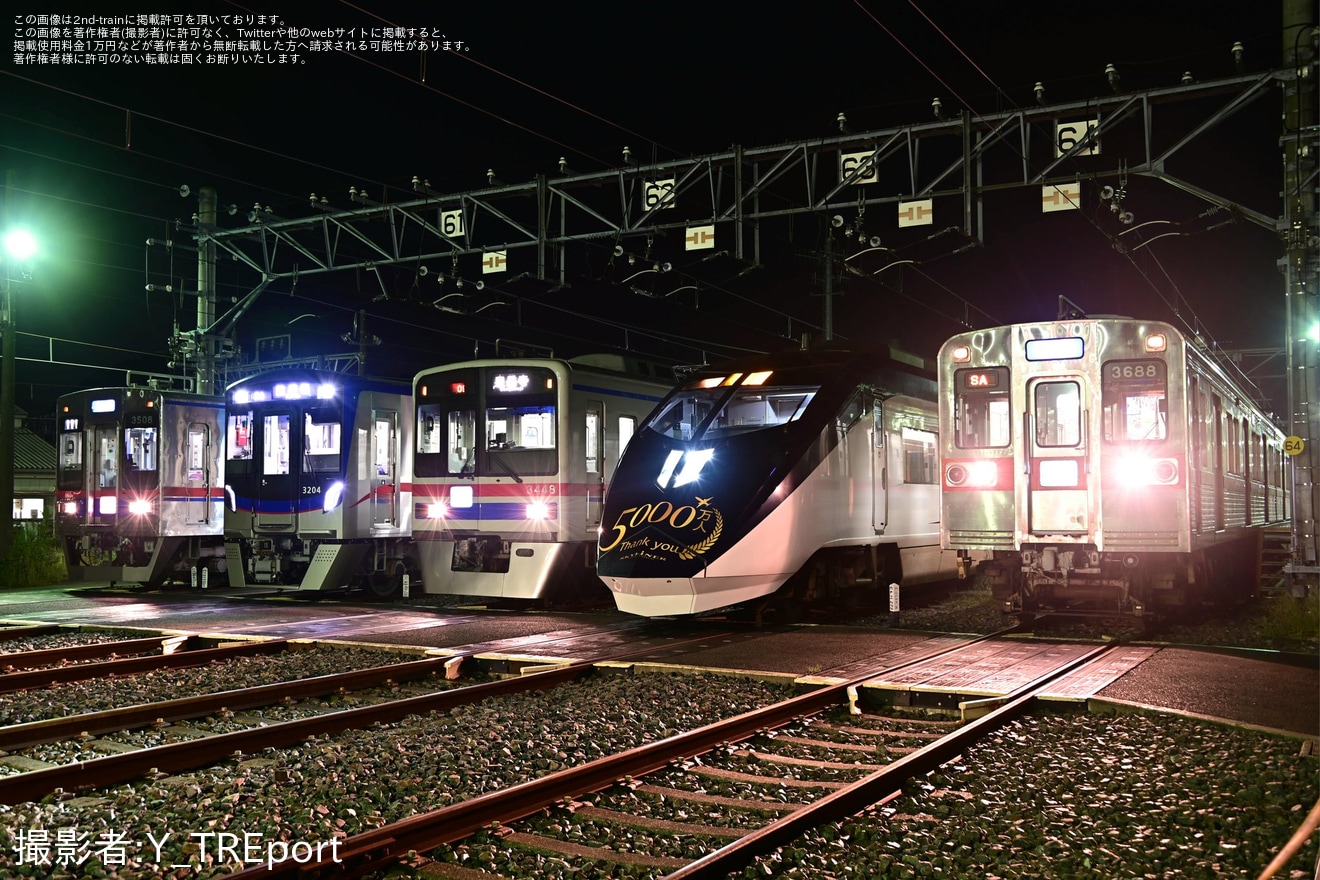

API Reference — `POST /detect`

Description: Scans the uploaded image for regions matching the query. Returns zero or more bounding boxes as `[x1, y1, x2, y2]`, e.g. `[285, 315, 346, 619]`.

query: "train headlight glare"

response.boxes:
[526, 500, 551, 520]
[951, 344, 971, 363]
[128, 499, 152, 516]
[62, 501, 77, 515]
[674, 448, 714, 487]
[1119, 454, 1178, 486]
[426, 502, 448, 518]
[967, 461, 999, 487]
[323, 481, 344, 512]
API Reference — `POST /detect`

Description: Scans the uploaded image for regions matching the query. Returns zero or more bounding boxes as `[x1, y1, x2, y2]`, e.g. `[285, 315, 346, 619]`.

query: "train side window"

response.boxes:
[901, 427, 938, 484]
[953, 367, 1010, 449]
[1034, 382, 1081, 447]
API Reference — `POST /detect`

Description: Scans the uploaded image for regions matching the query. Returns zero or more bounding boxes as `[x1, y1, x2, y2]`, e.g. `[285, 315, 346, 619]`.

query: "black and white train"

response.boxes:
[596, 347, 964, 617]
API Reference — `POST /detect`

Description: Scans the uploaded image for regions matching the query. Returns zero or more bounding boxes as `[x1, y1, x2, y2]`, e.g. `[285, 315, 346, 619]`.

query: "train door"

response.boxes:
[185, 422, 211, 524]
[1025, 377, 1089, 536]
[585, 401, 603, 526]
[871, 396, 887, 533]
[371, 409, 399, 526]
[91, 424, 118, 523]
[256, 410, 295, 530]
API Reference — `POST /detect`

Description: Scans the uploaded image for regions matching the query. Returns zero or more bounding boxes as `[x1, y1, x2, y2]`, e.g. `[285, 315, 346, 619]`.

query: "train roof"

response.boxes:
[673, 346, 937, 401]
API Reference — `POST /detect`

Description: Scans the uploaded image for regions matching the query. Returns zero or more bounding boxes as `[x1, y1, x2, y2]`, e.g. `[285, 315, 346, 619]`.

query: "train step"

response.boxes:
[1258, 525, 1292, 595]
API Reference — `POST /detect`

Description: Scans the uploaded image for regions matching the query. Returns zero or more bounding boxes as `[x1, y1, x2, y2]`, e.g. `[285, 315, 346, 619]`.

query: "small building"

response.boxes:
[13, 405, 55, 521]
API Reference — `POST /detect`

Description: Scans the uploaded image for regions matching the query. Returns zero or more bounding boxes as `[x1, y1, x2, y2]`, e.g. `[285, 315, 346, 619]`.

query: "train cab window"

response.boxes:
[228, 411, 255, 462]
[708, 386, 817, 436]
[1034, 381, 1081, 447]
[124, 427, 158, 473]
[646, 389, 721, 441]
[303, 409, 342, 474]
[58, 431, 83, 490]
[1102, 359, 1167, 443]
[953, 367, 1010, 449]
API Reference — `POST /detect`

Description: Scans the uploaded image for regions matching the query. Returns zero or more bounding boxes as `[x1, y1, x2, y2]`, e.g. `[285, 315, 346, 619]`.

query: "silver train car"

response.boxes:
[55, 386, 226, 587]
[596, 347, 963, 617]
[221, 369, 416, 595]
[411, 354, 671, 602]
[938, 315, 1290, 619]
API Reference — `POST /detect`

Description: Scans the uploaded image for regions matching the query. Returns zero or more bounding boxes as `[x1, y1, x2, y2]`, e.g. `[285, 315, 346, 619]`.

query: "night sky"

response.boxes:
[1, 1, 1297, 435]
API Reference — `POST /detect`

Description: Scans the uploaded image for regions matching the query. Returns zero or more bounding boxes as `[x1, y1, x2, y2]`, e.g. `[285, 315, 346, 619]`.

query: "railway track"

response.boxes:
[0, 620, 758, 804]
[2, 617, 1312, 878]
[206, 630, 1092, 879]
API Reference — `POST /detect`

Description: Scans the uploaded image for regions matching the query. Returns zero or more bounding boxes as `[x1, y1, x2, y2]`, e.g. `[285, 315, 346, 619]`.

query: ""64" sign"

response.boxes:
[1054, 118, 1100, 158]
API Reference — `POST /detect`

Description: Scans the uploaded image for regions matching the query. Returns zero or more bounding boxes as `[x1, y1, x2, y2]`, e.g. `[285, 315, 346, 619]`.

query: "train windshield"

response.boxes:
[303, 407, 342, 473]
[1102, 359, 1168, 442]
[953, 367, 1011, 448]
[645, 381, 818, 440]
[415, 366, 559, 477]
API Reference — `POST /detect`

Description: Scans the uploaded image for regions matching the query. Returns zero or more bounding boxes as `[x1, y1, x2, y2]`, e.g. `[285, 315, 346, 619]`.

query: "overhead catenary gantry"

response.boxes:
[164, 58, 1315, 585]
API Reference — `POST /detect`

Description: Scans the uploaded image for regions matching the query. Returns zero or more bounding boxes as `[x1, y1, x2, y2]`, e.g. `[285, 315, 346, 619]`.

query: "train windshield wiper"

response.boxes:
[487, 450, 524, 483]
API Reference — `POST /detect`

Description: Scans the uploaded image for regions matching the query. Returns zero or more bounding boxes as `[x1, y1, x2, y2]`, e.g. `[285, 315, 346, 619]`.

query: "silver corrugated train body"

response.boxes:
[938, 316, 1290, 618]
[56, 387, 226, 586]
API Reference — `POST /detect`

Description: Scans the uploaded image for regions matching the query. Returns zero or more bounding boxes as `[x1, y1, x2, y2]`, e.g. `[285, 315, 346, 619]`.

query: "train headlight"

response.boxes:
[61, 500, 77, 516]
[656, 448, 714, 489]
[674, 449, 713, 487]
[945, 460, 1002, 489]
[426, 501, 449, 519]
[526, 500, 552, 520]
[97, 496, 116, 515]
[323, 481, 345, 512]
[1118, 454, 1179, 486]
[127, 499, 153, 516]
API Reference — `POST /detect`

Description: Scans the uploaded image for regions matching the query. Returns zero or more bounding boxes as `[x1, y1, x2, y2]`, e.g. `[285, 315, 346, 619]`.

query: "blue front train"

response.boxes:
[222, 369, 415, 594]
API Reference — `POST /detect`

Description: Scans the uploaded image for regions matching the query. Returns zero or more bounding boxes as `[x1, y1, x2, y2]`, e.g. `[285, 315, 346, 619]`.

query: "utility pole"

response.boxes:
[196, 186, 218, 395]
[0, 170, 15, 559]
[1282, 0, 1320, 592]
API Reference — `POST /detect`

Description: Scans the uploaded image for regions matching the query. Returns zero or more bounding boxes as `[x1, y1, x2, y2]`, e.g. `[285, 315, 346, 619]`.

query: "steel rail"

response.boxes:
[0, 624, 61, 642]
[221, 632, 1007, 879]
[0, 627, 744, 805]
[0, 635, 179, 670]
[0, 654, 457, 752]
[662, 642, 1116, 879]
[0, 638, 289, 694]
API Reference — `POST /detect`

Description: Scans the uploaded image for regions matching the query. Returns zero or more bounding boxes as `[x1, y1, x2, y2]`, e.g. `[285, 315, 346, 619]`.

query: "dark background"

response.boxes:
[2, 1, 1297, 437]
